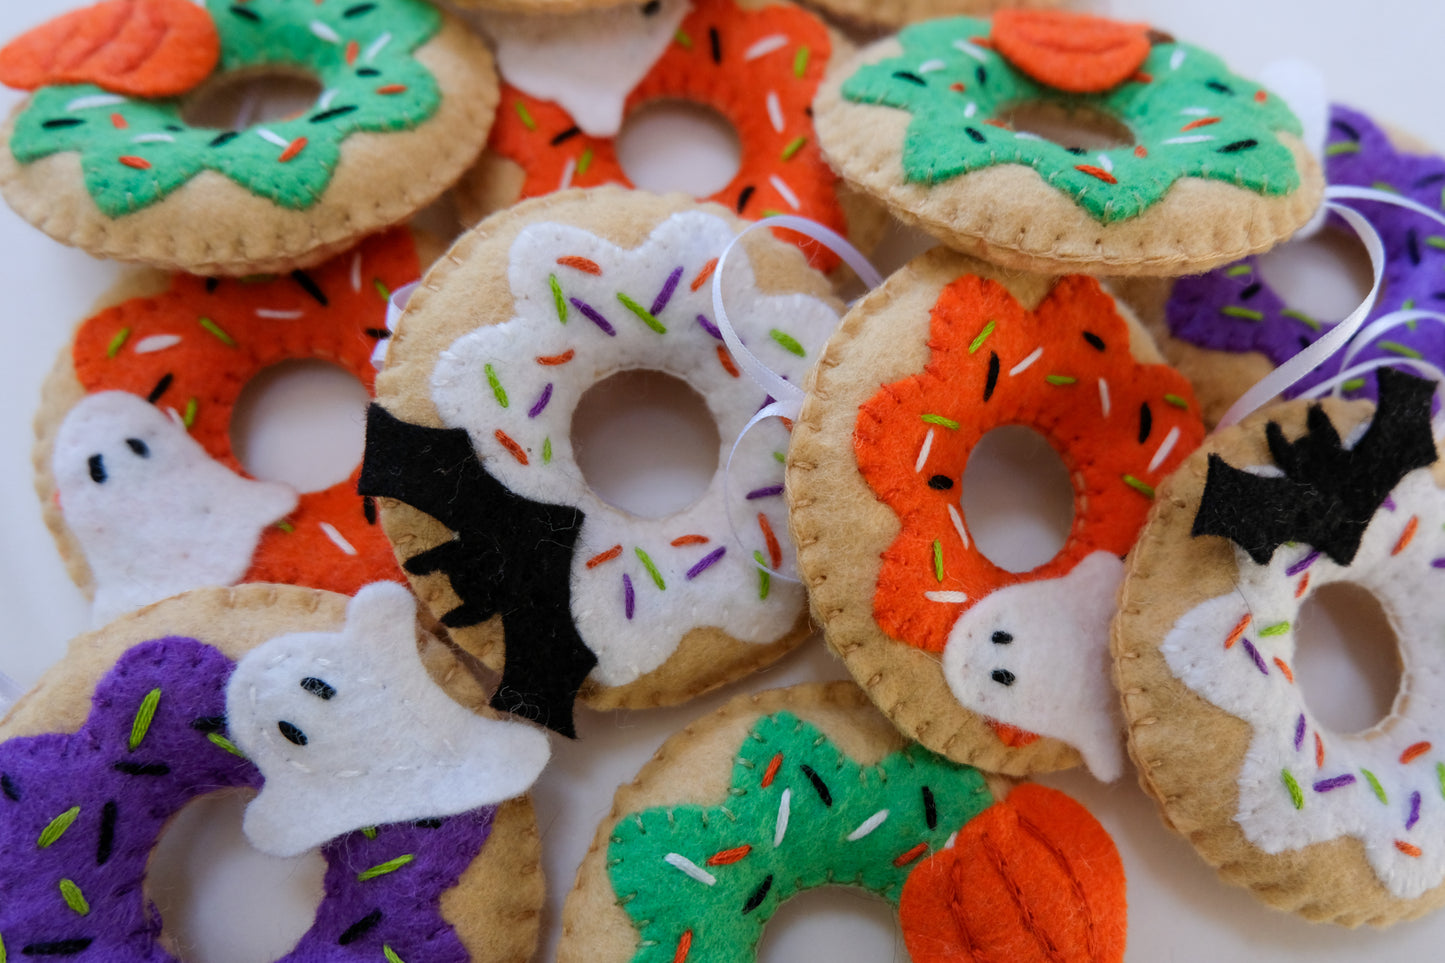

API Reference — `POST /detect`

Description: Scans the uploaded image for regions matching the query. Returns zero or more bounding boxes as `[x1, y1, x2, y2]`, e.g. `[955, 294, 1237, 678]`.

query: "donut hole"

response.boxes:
[616, 100, 743, 197]
[181, 69, 325, 130]
[959, 426, 1075, 574]
[147, 789, 326, 962]
[571, 369, 721, 518]
[755, 887, 897, 963]
[1293, 581, 1404, 734]
[1256, 225, 1375, 325]
[231, 360, 370, 494]
[995, 101, 1135, 152]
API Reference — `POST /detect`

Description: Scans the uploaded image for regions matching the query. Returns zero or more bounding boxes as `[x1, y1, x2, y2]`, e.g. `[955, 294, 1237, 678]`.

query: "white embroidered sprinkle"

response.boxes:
[1170, 48, 1187, 71]
[964, 101, 978, 119]
[255, 309, 306, 320]
[952, 39, 988, 62]
[774, 788, 791, 847]
[770, 174, 801, 211]
[947, 503, 969, 550]
[914, 427, 935, 473]
[1014, 131, 1044, 141]
[766, 91, 784, 134]
[1010, 347, 1043, 376]
[559, 156, 577, 191]
[134, 335, 182, 354]
[1180, 106, 1211, 116]
[847, 809, 890, 841]
[131, 133, 175, 144]
[310, 21, 341, 43]
[255, 128, 290, 149]
[66, 93, 125, 112]
[1098, 378, 1112, 417]
[350, 253, 362, 293]
[365, 32, 393, 62]
[1097, 153, 1114, 173]
[1164, 134, 1215, 145]
[318, 89, 340, 112]
[925, 591, 969, 603]
[663, 853, 717, 886]
[945, 830, 959, 849]
[1148, 425, 1182, 473]
[745, 35, 789, 61]
[918, 59, 946, 74]
[319, 522, 359, 556]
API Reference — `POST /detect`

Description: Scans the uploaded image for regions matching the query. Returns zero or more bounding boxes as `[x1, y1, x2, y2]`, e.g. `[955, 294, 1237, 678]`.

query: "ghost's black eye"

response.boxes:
[88, 454, 107, 484]
[927, 474, 954, 490]
[991, 631, 1012, 644]
[991, 669, 1016, 686]
[278, 721, 309, 746]
[642, 0, 661, 12]
[300, 677, 336, 700]
[125, 438, 150, 457]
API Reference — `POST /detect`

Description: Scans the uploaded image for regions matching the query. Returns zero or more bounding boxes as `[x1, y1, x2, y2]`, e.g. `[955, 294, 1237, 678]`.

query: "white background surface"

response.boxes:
[3, 0, 1445, 960]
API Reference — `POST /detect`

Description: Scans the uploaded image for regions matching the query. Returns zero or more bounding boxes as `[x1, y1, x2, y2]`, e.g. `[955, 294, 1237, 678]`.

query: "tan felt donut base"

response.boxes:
[813, 37, 1326, 278]
[0, 15, 496, 277]
[375, 186, 841, 711]
[0, 583, 543, 962]
[556, 680, 1013, 963]
[788, 246, 1172, 776]
[802, 0, 1060, 32]
[451, 0, 635, 12]
[1112, 400, 1445, 927]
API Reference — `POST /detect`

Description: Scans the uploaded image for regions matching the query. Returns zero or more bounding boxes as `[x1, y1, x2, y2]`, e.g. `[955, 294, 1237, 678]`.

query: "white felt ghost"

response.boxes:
[940, 551, 1127, 782]
[226, 581, 552, 857]
[479, 0, 691, 137]
[53, 391, 298, 627]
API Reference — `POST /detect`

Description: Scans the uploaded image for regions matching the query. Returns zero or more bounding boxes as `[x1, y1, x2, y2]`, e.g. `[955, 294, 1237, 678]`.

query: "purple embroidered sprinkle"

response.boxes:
[1294, 714, 1306, 751]
[746, 485, 784, 500]
[571, 297, 616, 335]
[696, 314, 723, 340]
[652, 266, 684, 316]
[1285, 550, 1320, 577]
[686, 547, 727, 580]
[1384, 496, 1397, 512]
[1408, 790, 1422, 830]
[1240, 638, 1269, 675]
[624, 574, 635, 620]
[1313, 774, 1357, 793]
[528, 383, 553, 419]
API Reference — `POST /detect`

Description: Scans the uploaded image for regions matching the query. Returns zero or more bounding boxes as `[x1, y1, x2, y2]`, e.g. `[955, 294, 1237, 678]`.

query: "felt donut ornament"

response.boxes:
[1123, 105, 1445, 426]
[0, 581, 550, 962]
[787, 245, 1206, 779]
[1114, 369, 1445, 926]
[813, 11, 1325, 276]
[0, 0, 496, 275]
[34, 228, 432, 627]
[361, 188, 841, 738]
[557, 682, 1128, 963]
[456, 0, 869, 271]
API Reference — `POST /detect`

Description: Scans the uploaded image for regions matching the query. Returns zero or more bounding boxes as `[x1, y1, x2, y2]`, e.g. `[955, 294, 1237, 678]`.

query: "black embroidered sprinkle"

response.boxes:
[550, 126, 581, 146]
[205, 277, 220, 293]
[800, 764, 833, 807]
[1240, 282, 1263, 301]
[300, 677, 336, 700]
[709, 27, 721, 64]
[114, 761, 170, 776]
[1, 772, 19, 801]
[1218, 139, 1258, 154]
[643, 0, 662, 12]
[229, 5, 260, 21]
[279, 721, 309, 746]
[209, 131, 239, 148]
[20, 939, 94, 956]
[742, 875, 774, 914]
[88, 455, 106, 485]
[928, 475, 954, 491]
[365, 328, 390, 340]
[1330, 119, 1362, 141]
[310, 106, 359, 123]
[191, 715, 226, 733]
[984, 350, 1000, 401]
[338, 910, 383, 945]
[975, 65, 988, 86]
[1082, 332, 1105, 351]
[1205, 80, 1234, 95]
[97, 801, 117, 866]
[1138, 402, 1153, 444]
[126, 438, 149, 457]
[291, 270, 329, 306]
[922, 786, 937, 829]
[991, 631, 1012, 644]
[892, 71, 926, 86]
[965, 127, 986, 144]
[356, 67, 381, 77]
[991, 669, 1016, 686]
[1408, 229, 1422, 267]
[42, 118, 84, 129]
[147, 373, 174, 404]
[736, 185, 755, 213]
[343, 2, 377, 16]
[414, 817, 443, 829]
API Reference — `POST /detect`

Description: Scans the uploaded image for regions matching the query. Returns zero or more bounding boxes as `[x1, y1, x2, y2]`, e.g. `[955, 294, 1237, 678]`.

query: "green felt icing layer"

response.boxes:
[607, 712, 994, 963]
[10, 0, 443, 217]
[840, 17, 1304, 223]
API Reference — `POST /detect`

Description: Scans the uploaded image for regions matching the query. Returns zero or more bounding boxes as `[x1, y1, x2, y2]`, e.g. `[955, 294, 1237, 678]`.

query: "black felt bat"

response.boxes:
[359, 404, 594, 738]
[1192, 367, 1438, 566]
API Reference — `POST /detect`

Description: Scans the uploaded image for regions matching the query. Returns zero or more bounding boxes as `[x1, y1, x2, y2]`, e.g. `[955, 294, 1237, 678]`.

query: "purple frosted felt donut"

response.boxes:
[1158, 105, 1445, 421]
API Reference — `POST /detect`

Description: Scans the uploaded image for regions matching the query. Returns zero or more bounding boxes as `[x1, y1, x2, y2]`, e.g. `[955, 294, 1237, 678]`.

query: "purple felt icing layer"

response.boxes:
[1166, 104, 1445, 402]
[0, 638, 495, 961]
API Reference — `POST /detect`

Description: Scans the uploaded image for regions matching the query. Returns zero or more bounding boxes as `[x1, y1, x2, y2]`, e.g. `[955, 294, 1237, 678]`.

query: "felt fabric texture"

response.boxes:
[0, 584, 546, 963]
[479, 0, 691, 137]
[899, 783, 1127, 963]
[0, 6, 496, 276]
[227, 582, 551, 857]
[0, 0, 220, 97]
[52, 391, 297, 626]
[1113, 396, 1445, 925]
[798, 0, 1059, 31]
[813, 21, 1324, 276]
[989, 10, 1152, 94]
[370, 188, 836, 716]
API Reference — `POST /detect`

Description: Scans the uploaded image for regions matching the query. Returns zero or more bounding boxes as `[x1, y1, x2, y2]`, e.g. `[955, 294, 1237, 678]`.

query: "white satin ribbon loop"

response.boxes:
[1336, 310, 1445, 385]
[370, 280, 421, 370]
[0, 670, 23, 719]
[1301, 356, 1445, 438]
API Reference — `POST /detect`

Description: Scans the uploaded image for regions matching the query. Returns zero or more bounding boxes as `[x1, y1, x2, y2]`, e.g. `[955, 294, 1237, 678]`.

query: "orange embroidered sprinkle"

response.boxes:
[1273, 658, 1294, 683]
[758, 513, 782, 569]
[1180, 117, 1222, 132]
[1133, 145, 1148, 158]
[1396, 840, 1423, 858]
[1131, 71, 1153, 84]
[717, 345, 740, 378]
[970, 35, 993, 48]
[558, 255, 602, 275]
[1254, 90, 1268, 102]
[1224, 613, 1251, 649]
[110, 113, 127, 129]
[949, 82, 966, 93]
[706, 845, 752, 866]
[1315, 732, 1325, 769]
[345, 40, 359, 65]
[536, 350, 576, 366]
[671, 535, 709, 546]
[780, 417, 794, 431]
[376, 84, 408, 95]
[278, 137, 307, 163]
[761, 753, 783, 788]
[690, 258, 718, 291]
[893, 842, 929, 867]
[494, 429, 529, 465]
[983, 119, 1010, 129]
[1393, 516, 1419, 556]
[1295, 572, 1310, 598]
[586, 545, 623, 569]
[1402, 742, 1432, 764]
[119, 155, 151, 170]
[673, 930, 693, 963]
[1075, 164, 1117, 184]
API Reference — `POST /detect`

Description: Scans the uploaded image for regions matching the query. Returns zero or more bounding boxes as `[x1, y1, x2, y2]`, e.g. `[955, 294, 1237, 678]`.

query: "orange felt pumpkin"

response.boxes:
[899, 784, 1127, 963]
[990, 10, 1152, 94]
[0, 0, 219, 98]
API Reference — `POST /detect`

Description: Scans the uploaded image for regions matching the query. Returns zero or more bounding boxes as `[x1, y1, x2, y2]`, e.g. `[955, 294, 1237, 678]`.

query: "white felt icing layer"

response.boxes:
[431, 211, 836, 687]
[1162, 468, 1445, 898]
[227, 582, 551, 857]
[52, 392, 298, 627]
[941, 551, 1126, 782]
[480, 0, 692, 138]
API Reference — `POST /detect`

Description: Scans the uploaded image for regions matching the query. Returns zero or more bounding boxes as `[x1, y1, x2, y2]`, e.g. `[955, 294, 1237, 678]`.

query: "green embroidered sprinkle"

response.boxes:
[362, 826, 378, 840]
[38, 806, 80, 848]
[754, 551, 771, 600]
[1425, 236, 1445, 251]
[1226, 264, 1253, 277]
[374, 279, 392, 301]
[968, 320, 995, 354]
[59, 879, 89, 916]
[635, 548, 666, 590]
[921, 413, 959, 429]
[549, 274, 568, 323]
[1342, 378, 1366, 393]
[1123, 475, 1155, 498]
[1164, 394, 1189, 410]
[358, 854, 415, 882]
[384, 947, 405, 963]
[1281, 308, 1320, 330]
[578, 148, 595, 176]
[674, 29, 692, 48]
[1221, 306, 1264, 322]
[1437, 762, 1445, 800]
[1381, 340, 1424, 359]
[543, 438, 553, 464]
[761, 208, 786, 218]
[276, 520, 296, 534]
[182, 398, 198, 429]
[793, 46, 810, 77]
[781, 136, 808, 161]
[198, 317, 236, 346]
[1259, 621, 1290, 637]
[618, 293, 667, 334]
[128, 688, 162, 752]
[1363, 768, 1388, 804]
[773, 451, 786, 464]
[515, 101, 537, 131]
[207, 733, 247, 758]
[1405, 298, 1417, 311]
[932, 539, 944, 582]
[1045, 374, 1077, 386]
[770, 329, 806, 357]
[1325, 141, 1361, 156]
[485, 363, 509, 408]
[1372, 181, 1400, 194]
[1, 930, 6, 963]
[1282, 769, 1304, 809]
[106, 327, 131, 358]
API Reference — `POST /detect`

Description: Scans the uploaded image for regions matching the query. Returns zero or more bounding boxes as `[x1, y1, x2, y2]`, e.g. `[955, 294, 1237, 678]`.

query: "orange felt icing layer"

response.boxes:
[70, 228, 421, 594]
[985, 719, 1041, 749]
[899, 784, 1128, 963]
[990, 10, 1152, 94]
[0, 0, 220, 97]
[487, 0, 845, 270]
[854, 274, 1205, 654]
